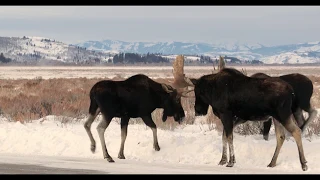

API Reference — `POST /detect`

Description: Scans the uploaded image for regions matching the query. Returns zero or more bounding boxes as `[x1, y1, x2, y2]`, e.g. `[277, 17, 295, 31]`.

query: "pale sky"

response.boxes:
[1, 6, 320, 46]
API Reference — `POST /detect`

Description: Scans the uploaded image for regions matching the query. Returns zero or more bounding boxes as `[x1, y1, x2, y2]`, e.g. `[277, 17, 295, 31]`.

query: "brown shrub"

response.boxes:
[0, 76, 319, 136]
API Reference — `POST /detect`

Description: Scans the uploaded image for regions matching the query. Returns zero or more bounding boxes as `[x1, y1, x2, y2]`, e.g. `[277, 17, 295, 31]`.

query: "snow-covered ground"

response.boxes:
[0, 65, 319, 174]
[0, 112, 319, 174]
[1, 65, 320, 80]
[261, 52, 320, 64]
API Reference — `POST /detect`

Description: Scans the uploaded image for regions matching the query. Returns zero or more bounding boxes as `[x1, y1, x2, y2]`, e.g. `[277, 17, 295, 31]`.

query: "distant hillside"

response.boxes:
[1, 36, 320, 65]
[76, 40, 320, 64]
[0, 36, 115, 65]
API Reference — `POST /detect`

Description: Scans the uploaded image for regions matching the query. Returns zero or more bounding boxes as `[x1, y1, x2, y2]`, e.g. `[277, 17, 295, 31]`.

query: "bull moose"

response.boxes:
[251, 72, 317, 141]
[84, 74, 189, 162]
[185, 68, 308, 171]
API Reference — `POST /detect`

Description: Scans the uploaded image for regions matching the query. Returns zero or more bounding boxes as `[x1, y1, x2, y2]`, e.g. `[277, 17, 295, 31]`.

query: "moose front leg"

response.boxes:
[219, 112, 236, 167]
[118, 116, 129, 159]
[142, 115, 161, 151]
[218, 129, 228, 165]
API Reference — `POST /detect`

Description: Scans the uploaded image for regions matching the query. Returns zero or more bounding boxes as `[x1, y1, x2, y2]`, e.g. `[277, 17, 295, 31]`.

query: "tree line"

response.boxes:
[0, 51, 263, 65]
[113, 52, 170, 64]
[0, 53, 12, 63]
[112, 53, 217, 64]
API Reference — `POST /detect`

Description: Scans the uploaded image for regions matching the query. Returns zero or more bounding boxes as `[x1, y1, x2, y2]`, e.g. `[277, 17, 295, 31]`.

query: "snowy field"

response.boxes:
[1, 65, 320, 80]
[0, 65, 320, 174]
[0, 114, 320, 174]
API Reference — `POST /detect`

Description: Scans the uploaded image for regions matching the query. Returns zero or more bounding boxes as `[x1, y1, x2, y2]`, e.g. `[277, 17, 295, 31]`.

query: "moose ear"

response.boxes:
[161, 83, 174, 93]
[190, 78, 198, 86]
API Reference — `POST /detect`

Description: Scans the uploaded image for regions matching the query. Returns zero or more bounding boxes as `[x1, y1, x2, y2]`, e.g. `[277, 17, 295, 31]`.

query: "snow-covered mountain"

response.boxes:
[0, 36, 115, 64]
[76, 40, 320, 64]
[1, 36, 320, 64]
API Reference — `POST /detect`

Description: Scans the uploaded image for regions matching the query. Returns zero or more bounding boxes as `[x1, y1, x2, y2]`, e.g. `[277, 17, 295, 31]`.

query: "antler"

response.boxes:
[171, 55, 196, 88]
[181, 89, 195, 98]
[177, 87, 195, 98]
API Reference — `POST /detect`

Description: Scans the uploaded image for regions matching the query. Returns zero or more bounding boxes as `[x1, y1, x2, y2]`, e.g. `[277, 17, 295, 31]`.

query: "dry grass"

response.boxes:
[0, 77, 100, 122]
[0, 75, 319, 137]
[0, 76, 193, 130]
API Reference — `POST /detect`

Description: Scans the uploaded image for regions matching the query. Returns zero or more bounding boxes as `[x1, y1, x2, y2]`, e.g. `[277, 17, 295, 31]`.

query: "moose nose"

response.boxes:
[174, 114, 184, 123]
[179, 117, 185, 124]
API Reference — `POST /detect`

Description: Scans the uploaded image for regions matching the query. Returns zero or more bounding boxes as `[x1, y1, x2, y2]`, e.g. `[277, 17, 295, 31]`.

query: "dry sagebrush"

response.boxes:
[0, 76, 319, 138]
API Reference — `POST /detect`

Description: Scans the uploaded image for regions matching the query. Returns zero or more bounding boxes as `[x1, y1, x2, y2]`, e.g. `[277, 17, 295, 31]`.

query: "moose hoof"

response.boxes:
[267, 163, 276, 168]
[90, 144, 96, 153]
[218, 159, 227, 165]
[263, 135, 269, 141]
[105, 157, 115, 163]
[226, 162, 234, 167]
[302, 164, 308, 171]
[154, 145, 160, 151]
[118, 154, 126, 159]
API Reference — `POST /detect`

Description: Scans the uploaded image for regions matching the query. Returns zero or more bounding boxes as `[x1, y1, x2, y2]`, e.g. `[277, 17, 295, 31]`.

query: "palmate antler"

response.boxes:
[171, 55, 194, 87]
[170, 55, 195, 98]
[180, 87, 195, 98]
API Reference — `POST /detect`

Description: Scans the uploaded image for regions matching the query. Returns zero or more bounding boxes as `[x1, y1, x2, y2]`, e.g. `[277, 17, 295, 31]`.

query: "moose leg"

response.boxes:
[233, 117, 246, 127]
[84, 109, 100, 153]
[301, 107, 318, 133]
[262, 117, 273, 141]
[97, 115, 114, 162]
[218, 129, 228, 165]
[141, 115, 160, 151]
[267, 119, 285, 168]
[282, 117, 308, 171]
[118, 116, 129, 159]
[292, 107, 305, 130]
[221, 113, 235, 167]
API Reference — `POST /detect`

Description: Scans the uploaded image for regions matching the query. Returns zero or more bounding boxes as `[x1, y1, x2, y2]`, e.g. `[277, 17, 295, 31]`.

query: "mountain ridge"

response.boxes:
[76, 39, 320, 64]
[1, 35, 320, 64]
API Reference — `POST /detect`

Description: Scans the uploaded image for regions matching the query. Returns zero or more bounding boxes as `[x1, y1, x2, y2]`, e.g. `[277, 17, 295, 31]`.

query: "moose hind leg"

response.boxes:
[301, 108, 318, 133]
[84, 112, 99, 153]
[262, 117, 272, 141]
[97, 115, 114, 162]
[283, 117, 308, 171]
[267, 119, 285, 168]
[142, 115, 160, 151]
[118, 116, 129, 159]
[226, 127, 235, 167]
[292, 107, 305, 130]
